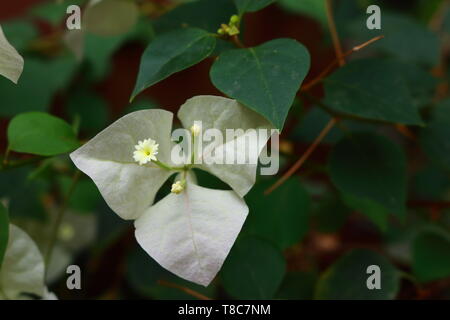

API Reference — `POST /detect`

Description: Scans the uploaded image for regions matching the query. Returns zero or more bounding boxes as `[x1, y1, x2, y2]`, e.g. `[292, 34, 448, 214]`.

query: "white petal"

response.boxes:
[70, 109, 174, 220]
[178, 95, 275, 197]
[134, 175, 248, 286]
[0, 25, 24, 84]
[0, 225, 46, 299]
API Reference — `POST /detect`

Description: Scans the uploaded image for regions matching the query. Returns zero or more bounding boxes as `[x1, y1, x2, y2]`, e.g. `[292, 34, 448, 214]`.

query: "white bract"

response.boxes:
[0, 224, 54, 300]
[0, 25, 24, 84]
[70, 95, 274, 286]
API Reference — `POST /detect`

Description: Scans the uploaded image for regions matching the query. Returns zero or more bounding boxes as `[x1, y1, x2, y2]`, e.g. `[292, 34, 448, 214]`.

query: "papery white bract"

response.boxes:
[135, 174, 248, 286]
[70, 95, 273, 286]
[0, 25, 24, 84]
[0, 225, 54, 300]
[178, 96, 275, 197]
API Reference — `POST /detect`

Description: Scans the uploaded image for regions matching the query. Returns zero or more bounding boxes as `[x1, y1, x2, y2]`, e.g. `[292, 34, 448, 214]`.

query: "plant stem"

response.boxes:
[265, 118, 338, 195]
[301, 35, 384, 91]
[265, 0, 345, 195]
[44, 170, 81, 271]
[325, 0, 345, 66]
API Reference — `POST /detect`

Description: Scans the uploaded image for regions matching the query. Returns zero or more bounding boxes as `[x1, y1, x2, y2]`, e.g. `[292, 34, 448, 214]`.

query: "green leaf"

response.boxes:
[210, 38, 310, 129]
[221, 237, 286, 299]
[154, 0, 236, 34]
[126, 246, 216, 299]
[323, 59, 423, 125]
[84, 33, 128, 80]
[234, 0, 275, 14]
[276, 271, 317, 300]
[0, 25, 24, 84]
[341, 193, 389, 232]
[131, 28, 216, 100]
[0, 203, 9, 268]
[315, 249, 400, 300]
[0, 166, 48, 221]
[84, 0, 139, 36]
[346, 13, 440, 67]
[329, 133, 407, 220]
[244, 178, 310, 249]
[8, 112, 80, 156]
[313, 196, 349, 233]
[420, 99, 450, 172]
[0, 56, 78, 117]
[66, 89, 109, 133]
[278, 0, 326, 26]
[412, 229, 450, 283]
[1, 21, 37, 51]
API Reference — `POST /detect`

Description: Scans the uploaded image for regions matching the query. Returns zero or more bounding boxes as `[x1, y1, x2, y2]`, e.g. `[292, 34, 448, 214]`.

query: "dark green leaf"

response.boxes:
[278, 0, 326, 25]
[276, 271, 317, 300]
[1, 20, 37, 51]
[329, 133, 407, 220]
[8, 112, 80, 156]
[412, 229, 450, 283]
[341, 193, 389, 231]
[234, 0, 275, 14]
[244, 178, 310, 249]
[210, 38, 310, 129]
[0, 56, 77, 117]
[315, 249, 400, 299]
[221, 237, 286, 299]
[345, 12, 439, 67]
[323, 59, 423, 125]
[420, 99, 450, 172]
[0, 202, 9, 268]
[154, 0, 236, 34]
[131, 28, 216, 100]
[66, 89, 109, 133]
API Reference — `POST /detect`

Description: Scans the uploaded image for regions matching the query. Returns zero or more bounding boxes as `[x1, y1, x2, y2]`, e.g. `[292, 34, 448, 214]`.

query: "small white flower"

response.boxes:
[133, 138, 159, 165]
[190, 124, 201, 137]
[171, 180, 185, 194]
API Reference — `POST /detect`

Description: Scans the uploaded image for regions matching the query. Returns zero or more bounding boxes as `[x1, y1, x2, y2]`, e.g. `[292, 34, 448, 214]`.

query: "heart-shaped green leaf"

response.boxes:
[244, 178, 311, 249]
[420, 99, 450, 172]
[315, 249, 400, 300]
[234, 0, 275, 14]
[413, 229, 450, 283]
[8, 112, 80, 156]
[210, 38, 310, 130]
[329, 133, 407, 220]
[323, 59, 423, 125]
[131, 28, 216, 100]
[221, 236, 286, 299]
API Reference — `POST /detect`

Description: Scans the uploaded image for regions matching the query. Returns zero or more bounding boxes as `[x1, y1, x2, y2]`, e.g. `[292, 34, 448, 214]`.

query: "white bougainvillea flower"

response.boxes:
[0, 25, 24, 84]
[70, 95, 274, 286]
[133, 138, 159, 165]
[0, 224, 55, 300]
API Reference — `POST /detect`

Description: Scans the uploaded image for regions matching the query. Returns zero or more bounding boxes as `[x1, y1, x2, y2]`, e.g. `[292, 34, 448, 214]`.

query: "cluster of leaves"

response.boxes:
[0, 0, 450, 300]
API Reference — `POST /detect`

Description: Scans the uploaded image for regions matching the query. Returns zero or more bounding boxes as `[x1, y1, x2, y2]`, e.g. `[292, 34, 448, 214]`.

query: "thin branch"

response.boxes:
[231, 35, 245, 48]
[157, 280, 212, 300]
[301, 35, 384, 91]
[325, 0, 345, 66]
[266, 0, 346, 195]
[265, 118, 338, 195]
